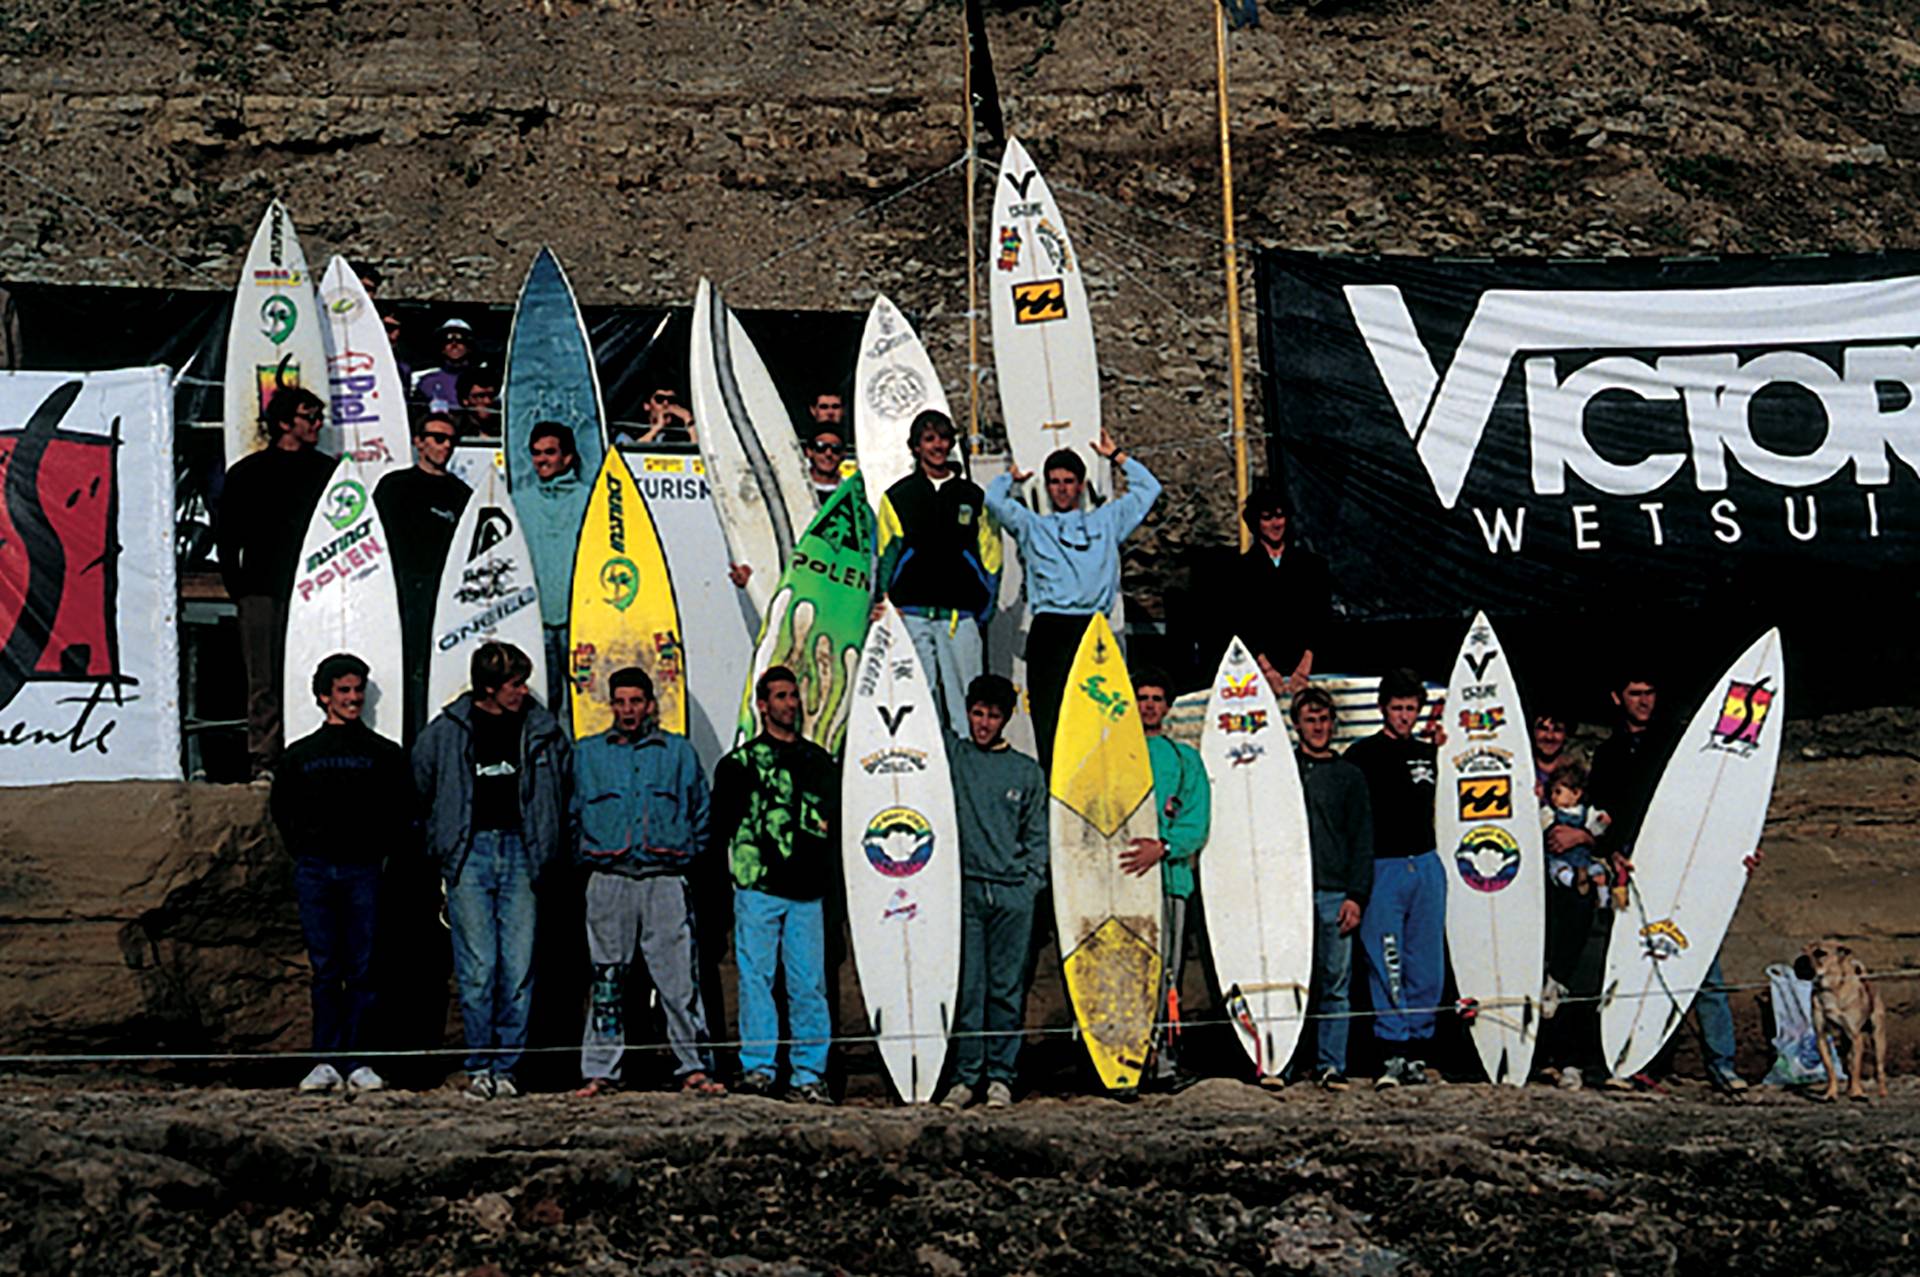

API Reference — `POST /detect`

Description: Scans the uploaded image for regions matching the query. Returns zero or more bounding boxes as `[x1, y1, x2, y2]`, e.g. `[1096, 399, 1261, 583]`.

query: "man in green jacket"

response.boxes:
[941, 674, 1049, 1109]
[1122, 668, 1211, 1089]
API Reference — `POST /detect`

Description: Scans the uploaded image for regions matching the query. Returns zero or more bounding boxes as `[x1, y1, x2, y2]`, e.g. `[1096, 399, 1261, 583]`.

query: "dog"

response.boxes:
[1794, 941, 1889, 1102]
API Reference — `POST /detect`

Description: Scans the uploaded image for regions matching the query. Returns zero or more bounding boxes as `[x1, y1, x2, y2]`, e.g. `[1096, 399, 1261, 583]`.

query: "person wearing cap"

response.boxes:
[412, 317, 478, 413]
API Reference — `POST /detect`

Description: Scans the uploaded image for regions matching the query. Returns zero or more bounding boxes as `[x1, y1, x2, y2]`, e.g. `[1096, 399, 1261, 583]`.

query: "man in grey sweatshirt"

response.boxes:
[941, 674, 1049, 1109]
[1291, 686, 1373, 1090]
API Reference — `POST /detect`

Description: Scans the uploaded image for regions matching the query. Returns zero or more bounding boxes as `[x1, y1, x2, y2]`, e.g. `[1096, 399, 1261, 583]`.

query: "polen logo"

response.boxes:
[1345, 278, 1920, 510]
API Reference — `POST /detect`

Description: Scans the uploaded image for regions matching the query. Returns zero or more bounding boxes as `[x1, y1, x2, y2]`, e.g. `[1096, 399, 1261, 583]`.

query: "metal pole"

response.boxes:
[1215, 0, 1251, 551]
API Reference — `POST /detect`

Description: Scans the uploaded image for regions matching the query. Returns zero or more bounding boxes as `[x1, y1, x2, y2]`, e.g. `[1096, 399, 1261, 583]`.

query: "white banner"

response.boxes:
[0, 368, 181, 785]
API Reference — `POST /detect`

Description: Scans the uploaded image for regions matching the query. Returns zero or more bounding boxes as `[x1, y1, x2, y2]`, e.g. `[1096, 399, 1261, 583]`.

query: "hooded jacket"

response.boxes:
[412, 692, 573, 882]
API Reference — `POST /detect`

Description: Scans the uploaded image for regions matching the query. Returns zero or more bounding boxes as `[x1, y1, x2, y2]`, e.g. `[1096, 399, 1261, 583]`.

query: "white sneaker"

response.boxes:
[1557, 1066, 1584, 1091]
[491, 1074, 520, 1099]
[465, 1073, 495, 1100]
[940, 1084, 975, 1110]
[346, 1066, 386, 1094]
[985, 1081, 1013, 1108]
[298, 1063, 342, 1094]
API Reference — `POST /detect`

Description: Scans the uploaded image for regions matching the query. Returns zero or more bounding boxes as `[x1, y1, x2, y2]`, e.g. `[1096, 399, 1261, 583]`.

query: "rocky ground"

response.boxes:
[1, 1072, 1917, 1275]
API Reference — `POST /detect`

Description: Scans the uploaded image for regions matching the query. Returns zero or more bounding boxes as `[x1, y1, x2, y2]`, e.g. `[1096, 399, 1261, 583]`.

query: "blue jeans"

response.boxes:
[1697, 953, 1738, 1078]
[734, 888, 829, 1086]
[954, 878, 1039, 1086]
[901, 611, 984, 738]
[1358, 851, 1448, 1046]
[293, 858, 382, 1072]
[447, 830, 538, 1077]
[1310, 889, 1354, 1074]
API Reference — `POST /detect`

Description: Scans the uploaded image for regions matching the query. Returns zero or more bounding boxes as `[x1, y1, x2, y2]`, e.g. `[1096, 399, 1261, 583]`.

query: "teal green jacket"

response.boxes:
[1147, 734, 1210, 899]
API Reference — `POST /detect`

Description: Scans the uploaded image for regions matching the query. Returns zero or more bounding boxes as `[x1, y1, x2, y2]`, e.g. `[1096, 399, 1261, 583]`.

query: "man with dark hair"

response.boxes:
[1341, 667, 1446, 1089]
[983, 427, 1160, 767]
[412, 317, 477, 412]
[413, 640, 573, 1099]
[571, 667, 723, 1097]
[527, 421, 583, 731]
[801, 420, 848, 504]
[273, 652, 414, 1095]
[1121, 668, 1211, 1089]
[941, 673, 1048, 1109]
[875, 410, 1003, 734]
[635, 385, 696, 447]
[1223, 483, 1331, 696]
[711, 665, 838, 1102]
[1290, 686, 1373, 1089]
[216, 385, 336, 782]
[455, 365, 501, 440]
[374, 410, 471, 745]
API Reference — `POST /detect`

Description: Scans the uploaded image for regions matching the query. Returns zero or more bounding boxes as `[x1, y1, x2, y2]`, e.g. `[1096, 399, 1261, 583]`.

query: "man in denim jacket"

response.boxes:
[570, 666, 721, 1097]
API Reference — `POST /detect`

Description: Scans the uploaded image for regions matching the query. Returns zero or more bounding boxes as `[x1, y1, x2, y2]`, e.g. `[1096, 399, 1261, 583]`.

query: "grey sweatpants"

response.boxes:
[582, 871, 714, 1081]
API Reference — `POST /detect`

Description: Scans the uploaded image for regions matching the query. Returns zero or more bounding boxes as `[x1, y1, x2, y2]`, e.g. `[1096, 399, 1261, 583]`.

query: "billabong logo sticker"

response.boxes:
[863, 806, 935, 878]
[1455, 825, 1520, 893]
[1457, 775, 1513, 820]
[1013, 279, 1067, 324]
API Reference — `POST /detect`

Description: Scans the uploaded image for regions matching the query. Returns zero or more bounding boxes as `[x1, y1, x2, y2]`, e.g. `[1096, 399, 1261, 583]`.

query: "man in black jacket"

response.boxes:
[373, 411, 471, 745]
[1220, 483, 1331, 697]
[272, 653, 414, 1095]
[1291, 687, 1373, 1090]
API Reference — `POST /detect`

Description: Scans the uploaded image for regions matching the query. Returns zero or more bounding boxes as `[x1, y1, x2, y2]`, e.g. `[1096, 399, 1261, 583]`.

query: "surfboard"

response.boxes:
[317, 257, 410, 474]
[282, 456, 405, 744]
[504, 247, 606, 631]
[840, 603, 961, 1103]
[426, 452, 546, 711]
[223, 200, 327, 468]
[735, 472, 876, 756]
[569, 447, 686, 739]
[1599, 629, 1786, 1080]
[1199, 636, 1314, 1081]
[988, 136, 1109, 499]
[690, 279, 815, 618]
[853, 294, 950, 519]
[1050, 613, 1161, 1091]
[1436, 612, 1543, 1086]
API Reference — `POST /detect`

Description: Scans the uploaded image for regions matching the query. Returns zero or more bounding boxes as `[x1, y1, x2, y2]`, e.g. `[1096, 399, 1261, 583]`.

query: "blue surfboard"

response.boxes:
[505, 247, 606, 629]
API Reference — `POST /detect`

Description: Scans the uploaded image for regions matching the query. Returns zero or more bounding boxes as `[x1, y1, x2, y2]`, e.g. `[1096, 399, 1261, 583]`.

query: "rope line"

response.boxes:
[0, 156, 223, 286]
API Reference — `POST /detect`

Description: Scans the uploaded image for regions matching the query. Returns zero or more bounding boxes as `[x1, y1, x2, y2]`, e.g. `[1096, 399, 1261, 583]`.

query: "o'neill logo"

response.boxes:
[1347, 278, 1920, 548]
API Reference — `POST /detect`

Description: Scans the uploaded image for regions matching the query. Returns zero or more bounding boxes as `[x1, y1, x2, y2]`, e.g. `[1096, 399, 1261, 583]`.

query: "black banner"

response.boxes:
[1258, 252, 1920, 624]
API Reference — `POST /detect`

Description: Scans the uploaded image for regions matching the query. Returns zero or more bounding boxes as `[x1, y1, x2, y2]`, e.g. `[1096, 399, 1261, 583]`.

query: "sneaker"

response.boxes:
[1711, 1069, 1749, 1094]
[345, 1066, 386, 1094]
[735, 1070, 776, 1097]
[985, 1081, 1013, 1109]
[789, 1082, 834, 1106]
[491, 1074, 520, 1099]
[1375, 1057, 1407, 1090]
[1557, 1066, 1584, 1091]
[297, 1063, 342, 1094]
[1404, 1059, 1431, 1086]
[465, 1072, 496, 1100]
[940, 1084, 976, 1110]
[1314, 1067, 1349, 1092]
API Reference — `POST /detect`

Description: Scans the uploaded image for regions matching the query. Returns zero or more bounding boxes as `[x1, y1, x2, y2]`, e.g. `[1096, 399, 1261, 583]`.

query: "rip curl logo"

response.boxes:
[260, 294, 298, 345]
[1707, 677, 1774, 757]
[323, 479, 367, 531]
[598, 556, 638, 612]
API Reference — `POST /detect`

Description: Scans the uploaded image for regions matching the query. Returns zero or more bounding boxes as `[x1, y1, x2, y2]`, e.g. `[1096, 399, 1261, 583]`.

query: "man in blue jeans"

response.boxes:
[1342, 668, 1447, 1089]
[1290, 688, 1374, 1089]
[711, 666, 839, 1103]
[414, 640, 573, 1098]
[273, 653, 415, 1095]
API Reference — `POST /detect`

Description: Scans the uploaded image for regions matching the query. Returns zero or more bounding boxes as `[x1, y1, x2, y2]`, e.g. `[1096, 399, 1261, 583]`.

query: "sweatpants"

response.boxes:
[733, 888, 830, 1086]
[1358, 850, 1447, 1047]
[1151, 894, 1191, 1080]
[901, 610, 984, 737]
[581, 871, 714, 1082]
[953, 877, 1040, 1087]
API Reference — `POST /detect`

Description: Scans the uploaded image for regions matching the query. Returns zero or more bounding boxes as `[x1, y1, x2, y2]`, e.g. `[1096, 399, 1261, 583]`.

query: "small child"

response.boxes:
[1540, 760, 1612, 903]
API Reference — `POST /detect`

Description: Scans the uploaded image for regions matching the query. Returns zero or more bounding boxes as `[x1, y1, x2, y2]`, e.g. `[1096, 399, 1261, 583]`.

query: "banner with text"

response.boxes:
[1259, 252, 1920, 620]
[0, 368, 181, 784]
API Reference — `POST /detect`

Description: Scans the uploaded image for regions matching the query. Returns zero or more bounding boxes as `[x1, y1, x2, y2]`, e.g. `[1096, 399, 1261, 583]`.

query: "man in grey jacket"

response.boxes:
[1291, 687, 1373, 1091]
[413, 640, 573, 1099]
[940, 674, 1049, 1109]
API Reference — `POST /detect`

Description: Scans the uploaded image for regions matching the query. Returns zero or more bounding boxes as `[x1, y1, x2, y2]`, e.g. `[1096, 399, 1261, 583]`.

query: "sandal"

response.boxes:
[681, 1071, 727, 1097]
[572, 1077, 618, 1099]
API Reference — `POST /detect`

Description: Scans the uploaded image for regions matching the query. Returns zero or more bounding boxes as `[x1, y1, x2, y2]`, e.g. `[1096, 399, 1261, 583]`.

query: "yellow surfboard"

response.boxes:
[1049, 613, 1162, 1091]
[569, 448, 686, 738]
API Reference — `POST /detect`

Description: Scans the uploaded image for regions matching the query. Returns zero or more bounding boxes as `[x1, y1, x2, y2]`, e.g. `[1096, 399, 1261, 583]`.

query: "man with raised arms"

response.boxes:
[982, 427, 1160, 768]
[571, 667, 723, 1097]
[711, 665, 839, 1103]
[875, 410, 1003, 735]
[1121, 668, 1211, 1090]
[1290, 687, 1373, 1090]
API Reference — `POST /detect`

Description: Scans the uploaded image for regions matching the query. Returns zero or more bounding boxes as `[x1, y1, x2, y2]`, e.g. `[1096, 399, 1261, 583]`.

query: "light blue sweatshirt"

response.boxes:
[983, 457, 1161, 615]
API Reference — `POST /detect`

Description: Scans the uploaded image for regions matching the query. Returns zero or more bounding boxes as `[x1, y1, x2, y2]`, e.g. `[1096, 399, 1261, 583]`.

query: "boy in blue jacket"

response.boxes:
[570, 667, 722, 1096]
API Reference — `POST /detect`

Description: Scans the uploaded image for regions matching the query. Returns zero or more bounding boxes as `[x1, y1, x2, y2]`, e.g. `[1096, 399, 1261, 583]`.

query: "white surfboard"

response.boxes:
[840, 604, 961, 1103]
[988, 136, 1109, 499]
[223, 200, 327, 467]
[1436, 612, 1544, 1086]
[426, 453, 546, 713]
[853, 294, 951, 518]
[282, 457, 406, 744]
[1599, 629, 1786, 1080]
[1200, 636, 1314, 1081]
[689, 279, 814, 617]
[317, 257, 410, 475]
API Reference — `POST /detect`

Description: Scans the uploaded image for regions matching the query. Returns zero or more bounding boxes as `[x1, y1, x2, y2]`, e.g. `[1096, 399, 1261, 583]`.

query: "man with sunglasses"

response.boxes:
[374, 411, 472, 745]
[801, 422, 847, 504]
[632, 385, 696, 447]
[412, 317, 478, 413]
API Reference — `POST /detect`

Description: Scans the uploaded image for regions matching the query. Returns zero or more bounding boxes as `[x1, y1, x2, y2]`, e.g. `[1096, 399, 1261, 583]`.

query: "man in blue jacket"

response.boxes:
[413, 640, 573, 1099]
[571, 667, 722, 1097]
[983, 427, 1159, 768]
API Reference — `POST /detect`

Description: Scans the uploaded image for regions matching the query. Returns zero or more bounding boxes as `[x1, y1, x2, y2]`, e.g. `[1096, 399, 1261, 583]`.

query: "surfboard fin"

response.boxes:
[1495, 1047, 1510, 1084]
